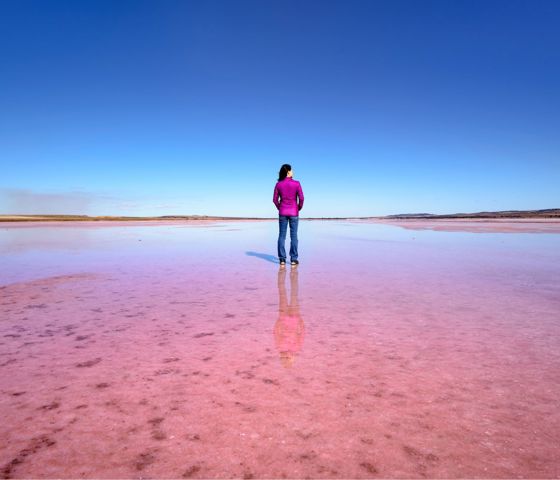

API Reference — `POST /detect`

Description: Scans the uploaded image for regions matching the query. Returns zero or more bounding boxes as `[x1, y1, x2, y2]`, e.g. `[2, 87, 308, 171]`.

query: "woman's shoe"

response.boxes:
[291, 260, 299, 266]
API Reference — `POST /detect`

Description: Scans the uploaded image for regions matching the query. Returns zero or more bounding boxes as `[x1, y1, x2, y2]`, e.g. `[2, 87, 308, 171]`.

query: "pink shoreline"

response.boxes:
[0, 219, 273, 229]
[2, 217, 560, 232]
[357, 218, 560, 233]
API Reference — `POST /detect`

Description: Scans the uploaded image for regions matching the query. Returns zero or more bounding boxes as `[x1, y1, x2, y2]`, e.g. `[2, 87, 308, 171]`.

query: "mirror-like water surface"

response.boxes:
[1, 220, 559, 478]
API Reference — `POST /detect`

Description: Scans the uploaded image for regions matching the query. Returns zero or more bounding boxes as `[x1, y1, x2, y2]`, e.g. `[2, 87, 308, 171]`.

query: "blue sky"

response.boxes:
[1, 0, 559, 217]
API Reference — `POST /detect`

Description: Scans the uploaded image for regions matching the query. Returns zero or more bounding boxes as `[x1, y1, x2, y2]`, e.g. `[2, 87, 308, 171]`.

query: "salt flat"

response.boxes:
[1, 220, 559, 478]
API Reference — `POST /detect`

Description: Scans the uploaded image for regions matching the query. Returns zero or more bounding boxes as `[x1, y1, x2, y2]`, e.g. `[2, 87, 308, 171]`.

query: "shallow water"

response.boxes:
[1, 220, 559, 478]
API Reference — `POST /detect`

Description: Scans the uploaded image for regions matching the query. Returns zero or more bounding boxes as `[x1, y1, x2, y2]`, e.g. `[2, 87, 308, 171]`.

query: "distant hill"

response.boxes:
[384, 209, 560, 219]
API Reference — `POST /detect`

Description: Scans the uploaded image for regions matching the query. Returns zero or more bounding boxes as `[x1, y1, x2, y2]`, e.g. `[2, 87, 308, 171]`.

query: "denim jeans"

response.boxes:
[278, 215, 299, 262]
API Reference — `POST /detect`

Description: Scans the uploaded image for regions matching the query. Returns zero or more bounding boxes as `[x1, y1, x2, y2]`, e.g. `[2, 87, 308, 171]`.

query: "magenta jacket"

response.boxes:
[273, 178, 304, 216]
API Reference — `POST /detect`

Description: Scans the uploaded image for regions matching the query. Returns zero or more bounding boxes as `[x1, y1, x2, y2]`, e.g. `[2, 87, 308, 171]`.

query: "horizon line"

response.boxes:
[1, 208, 559, 222]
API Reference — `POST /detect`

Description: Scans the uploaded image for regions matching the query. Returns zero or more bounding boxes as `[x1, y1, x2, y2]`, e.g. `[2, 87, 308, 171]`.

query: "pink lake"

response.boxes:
[1, 219, 559, 479]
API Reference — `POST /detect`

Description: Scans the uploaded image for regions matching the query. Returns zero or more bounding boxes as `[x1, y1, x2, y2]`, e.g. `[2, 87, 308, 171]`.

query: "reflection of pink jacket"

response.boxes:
[274, 315, 304, 354]
[273, 178, 304, 216]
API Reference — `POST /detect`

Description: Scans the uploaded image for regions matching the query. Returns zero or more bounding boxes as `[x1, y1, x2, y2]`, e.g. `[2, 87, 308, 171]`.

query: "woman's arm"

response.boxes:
[297, 182, 304, 211]
[273, 184, 281, 210]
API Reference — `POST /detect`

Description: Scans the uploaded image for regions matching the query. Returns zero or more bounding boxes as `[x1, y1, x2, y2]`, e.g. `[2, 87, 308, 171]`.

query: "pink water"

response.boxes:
[1, 220, 559, 479]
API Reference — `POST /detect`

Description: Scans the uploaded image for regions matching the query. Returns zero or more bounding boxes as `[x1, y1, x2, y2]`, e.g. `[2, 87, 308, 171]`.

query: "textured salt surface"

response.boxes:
[1, 220, 559, 478]
[366, 218, 560, 234]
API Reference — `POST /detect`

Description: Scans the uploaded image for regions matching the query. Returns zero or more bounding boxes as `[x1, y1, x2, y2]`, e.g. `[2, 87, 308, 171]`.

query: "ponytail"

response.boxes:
[278, 164, 292, 181]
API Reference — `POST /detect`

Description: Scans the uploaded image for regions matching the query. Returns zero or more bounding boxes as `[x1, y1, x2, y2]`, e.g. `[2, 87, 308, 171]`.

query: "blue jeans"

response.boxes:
[278, 215, 299, 262]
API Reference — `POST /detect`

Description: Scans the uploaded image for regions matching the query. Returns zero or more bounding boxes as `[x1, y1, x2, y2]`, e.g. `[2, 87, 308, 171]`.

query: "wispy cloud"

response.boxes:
[0, 188, 203, 215]
[150, 203, 186, 210]
[0, 188, 102, 214]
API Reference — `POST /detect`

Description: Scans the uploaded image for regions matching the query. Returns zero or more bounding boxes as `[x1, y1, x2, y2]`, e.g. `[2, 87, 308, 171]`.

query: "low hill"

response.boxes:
[384, 209, 560, 219]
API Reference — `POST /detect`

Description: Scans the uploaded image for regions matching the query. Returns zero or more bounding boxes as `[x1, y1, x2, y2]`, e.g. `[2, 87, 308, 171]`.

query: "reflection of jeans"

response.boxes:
[278, 215, 299, 261]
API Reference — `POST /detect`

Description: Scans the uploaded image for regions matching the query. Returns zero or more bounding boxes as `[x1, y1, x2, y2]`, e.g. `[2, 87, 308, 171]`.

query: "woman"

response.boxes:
[273, 164, 304, 266]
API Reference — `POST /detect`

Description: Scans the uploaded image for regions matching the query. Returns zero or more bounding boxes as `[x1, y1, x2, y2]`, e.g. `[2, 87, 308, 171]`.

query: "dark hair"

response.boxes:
[278, 164, 292, 181]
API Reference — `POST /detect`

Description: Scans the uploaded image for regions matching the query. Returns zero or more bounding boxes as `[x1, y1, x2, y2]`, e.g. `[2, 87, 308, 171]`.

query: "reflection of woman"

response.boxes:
[274, 267, 305, 368]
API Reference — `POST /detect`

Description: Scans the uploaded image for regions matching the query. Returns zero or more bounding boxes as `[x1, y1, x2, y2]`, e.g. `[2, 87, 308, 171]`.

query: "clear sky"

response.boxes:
[1, 0, 559, 217]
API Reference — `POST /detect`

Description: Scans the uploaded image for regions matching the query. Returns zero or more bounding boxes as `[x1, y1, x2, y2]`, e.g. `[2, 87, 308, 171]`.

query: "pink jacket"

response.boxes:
[273, 178, 304, 216]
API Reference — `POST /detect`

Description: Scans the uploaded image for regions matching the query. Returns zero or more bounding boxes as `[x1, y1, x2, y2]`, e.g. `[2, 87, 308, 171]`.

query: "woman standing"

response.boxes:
[273, 164, 304, 266]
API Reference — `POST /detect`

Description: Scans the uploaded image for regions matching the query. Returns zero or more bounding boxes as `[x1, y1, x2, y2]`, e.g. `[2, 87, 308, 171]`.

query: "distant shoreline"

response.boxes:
[0, 209, 559, 222]
[1, 215, 559, 233]
[0, 215, 274, 223]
